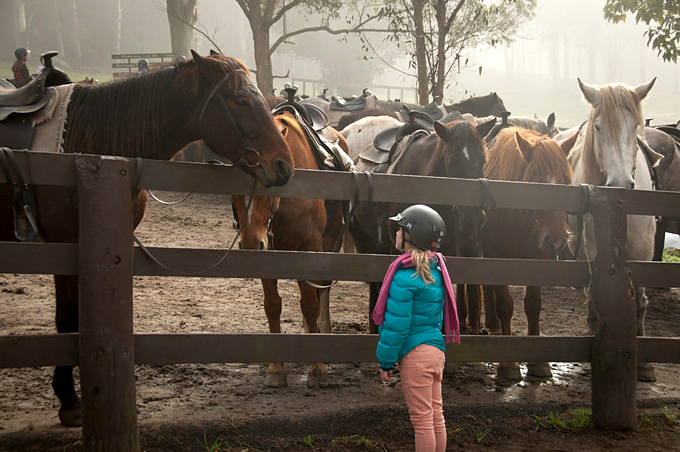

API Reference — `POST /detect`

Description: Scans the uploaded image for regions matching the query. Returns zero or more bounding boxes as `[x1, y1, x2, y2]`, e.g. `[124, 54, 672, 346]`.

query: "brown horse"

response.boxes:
[350, 118, 496, 333]
[448, 92, 506, 117]
[232, 112, 348, 388]
[0, 50, 294, 426]
[481, 127, 577, 381]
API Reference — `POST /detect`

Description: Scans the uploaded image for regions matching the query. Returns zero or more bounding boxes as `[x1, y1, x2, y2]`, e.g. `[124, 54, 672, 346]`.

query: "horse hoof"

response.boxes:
[307, 365, 329, 388]
[527, 362, 552, 378]
[637, 363, 656, 382]
[58, 408, 83, 427]
[496, 362, 522, 384]
[264, 371, 288, 388]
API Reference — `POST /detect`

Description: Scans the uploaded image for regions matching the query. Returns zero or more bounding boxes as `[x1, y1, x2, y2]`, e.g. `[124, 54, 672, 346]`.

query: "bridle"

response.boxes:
[198, 70, 261, 169]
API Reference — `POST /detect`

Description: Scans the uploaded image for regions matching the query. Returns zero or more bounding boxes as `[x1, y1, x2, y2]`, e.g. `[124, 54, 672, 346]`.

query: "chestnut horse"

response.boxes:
[481, 127, 577, 381]
[232, 112, 348, 388]
[0, 51, 294, 426]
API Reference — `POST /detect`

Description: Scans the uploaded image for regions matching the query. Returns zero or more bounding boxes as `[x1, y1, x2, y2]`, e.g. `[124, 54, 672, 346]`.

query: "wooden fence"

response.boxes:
[1, 151, 680, 451]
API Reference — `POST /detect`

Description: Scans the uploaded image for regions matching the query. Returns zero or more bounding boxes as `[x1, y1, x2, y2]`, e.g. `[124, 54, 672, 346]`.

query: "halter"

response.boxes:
[198, 70, 261, 169]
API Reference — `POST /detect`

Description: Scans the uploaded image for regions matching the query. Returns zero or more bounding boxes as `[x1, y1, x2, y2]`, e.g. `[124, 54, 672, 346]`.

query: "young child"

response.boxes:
[373, 204, 460, 452]
[12, 47, 31, 88]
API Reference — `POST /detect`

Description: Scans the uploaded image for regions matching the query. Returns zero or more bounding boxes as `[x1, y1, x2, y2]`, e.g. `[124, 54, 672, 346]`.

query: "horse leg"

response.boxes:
[635, 287, 656, 382]
[483, 285, 501, 335]
[368, 282, 380, 334]
[298, 281, 328, 388]
[262, 279, 287, 388]
[468, 284, 482, 333]
[585, 288, 599, 335]
[494, 285, 521, 382]
[317, 287, 332, 334]
[456, 284, 469, 334]
[653, 217, 668, 262]
[53, 275, 83, 427]
[524, 286, 552, 378]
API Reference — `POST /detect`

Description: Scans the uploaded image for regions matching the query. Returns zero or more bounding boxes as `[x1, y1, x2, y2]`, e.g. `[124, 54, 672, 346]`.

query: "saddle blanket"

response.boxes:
[29, 84, 75, 153]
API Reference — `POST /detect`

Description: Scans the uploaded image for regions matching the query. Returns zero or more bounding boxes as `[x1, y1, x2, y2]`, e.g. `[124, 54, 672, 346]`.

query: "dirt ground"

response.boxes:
[1, 193, 679, 451]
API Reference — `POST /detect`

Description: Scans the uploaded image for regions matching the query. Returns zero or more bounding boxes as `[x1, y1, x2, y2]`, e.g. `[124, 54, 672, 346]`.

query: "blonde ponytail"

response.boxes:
[410, 248, 435, 285]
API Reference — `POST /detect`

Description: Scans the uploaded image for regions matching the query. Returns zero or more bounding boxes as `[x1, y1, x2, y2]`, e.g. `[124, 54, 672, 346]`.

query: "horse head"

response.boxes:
[486, 127, 577, 254]
[232, 195, 278, 250]
[578, 77, 656, 188]
[190, 50, 294, 187]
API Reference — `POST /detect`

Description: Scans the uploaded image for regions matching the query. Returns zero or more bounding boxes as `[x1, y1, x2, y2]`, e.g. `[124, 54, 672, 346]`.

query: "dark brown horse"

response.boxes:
[448, 92, 506, 117]
[0, 50, 294, 426]
[481, 127, 577, 381]
[232, 112, 347, 388]
[350, 118, 496, 332]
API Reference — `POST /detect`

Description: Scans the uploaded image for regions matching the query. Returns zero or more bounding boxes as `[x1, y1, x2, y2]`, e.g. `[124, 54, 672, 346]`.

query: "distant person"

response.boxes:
[175, 55, 186, 63]
[137, 59, 150, 74]
[36, 55, 46, 75]
[12, 47, 32, 87]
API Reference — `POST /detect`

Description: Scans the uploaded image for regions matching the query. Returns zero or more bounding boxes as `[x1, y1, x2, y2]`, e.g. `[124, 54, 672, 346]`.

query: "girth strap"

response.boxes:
[0, 147, 42, 242]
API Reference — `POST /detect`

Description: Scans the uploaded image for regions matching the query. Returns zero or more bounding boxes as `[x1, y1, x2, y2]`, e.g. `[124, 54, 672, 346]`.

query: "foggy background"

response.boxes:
[2, 0, 679, 128]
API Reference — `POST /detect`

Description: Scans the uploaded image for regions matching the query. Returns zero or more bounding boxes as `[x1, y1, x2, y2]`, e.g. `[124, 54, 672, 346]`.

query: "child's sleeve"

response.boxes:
[376, 270, 416, 370]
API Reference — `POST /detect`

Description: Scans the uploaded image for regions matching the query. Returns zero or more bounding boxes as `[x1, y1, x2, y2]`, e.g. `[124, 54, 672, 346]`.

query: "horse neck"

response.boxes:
[394, 135, 448, 177]
[65, 76, 200, 160]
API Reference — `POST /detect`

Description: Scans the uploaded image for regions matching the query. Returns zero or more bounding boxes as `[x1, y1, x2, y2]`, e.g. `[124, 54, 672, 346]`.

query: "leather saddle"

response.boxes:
[402, 101, 445, 122]
[274, 87, 330, 132]
[329, 89, 372, 111]
[360, 111, 433, 165]
[484, 110, 512, 144]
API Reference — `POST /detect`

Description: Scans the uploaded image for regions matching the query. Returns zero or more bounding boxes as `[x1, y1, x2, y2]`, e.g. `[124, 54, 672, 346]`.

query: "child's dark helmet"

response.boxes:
[138, 59, 149, 69]
[389, 204, 446, 251]
[15, 47, 29, 59]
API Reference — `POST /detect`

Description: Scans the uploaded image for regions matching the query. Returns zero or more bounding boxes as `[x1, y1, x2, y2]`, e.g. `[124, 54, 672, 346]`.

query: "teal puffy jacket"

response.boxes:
[376, 259, 445, 370]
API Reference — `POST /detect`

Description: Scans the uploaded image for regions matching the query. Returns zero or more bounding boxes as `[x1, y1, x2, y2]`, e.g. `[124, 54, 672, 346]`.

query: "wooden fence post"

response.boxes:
[76, 155, 140, 451]
[589, 187, 637, 429]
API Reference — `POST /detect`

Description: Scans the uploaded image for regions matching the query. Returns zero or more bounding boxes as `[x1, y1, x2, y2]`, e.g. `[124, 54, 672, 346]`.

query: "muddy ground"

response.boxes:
[1, 193, 679, 451]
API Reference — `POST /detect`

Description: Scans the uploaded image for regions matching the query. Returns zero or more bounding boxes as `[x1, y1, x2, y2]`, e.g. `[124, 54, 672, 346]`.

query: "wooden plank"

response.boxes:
[629, 261, 680, 288]
[638, 337, 680, 363]
[2, 153, 679, 216]
[132, 248, 591, 286]
[0, 242, 78, 275]
[3, 334, 678, 368]
[589, 187, 637, 430]
[111, 53, 174, 59]
[0, 333, 78, 367]
[76, 155, 139, 451]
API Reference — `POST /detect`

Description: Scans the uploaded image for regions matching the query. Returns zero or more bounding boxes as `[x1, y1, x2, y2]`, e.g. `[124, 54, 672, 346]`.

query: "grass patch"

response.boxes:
[198, 431, 226, 452]
[663, 248, 680, 263]
[530, 408, 593, 432]
[660, 404, 679, 426]
[302, 435, 314, 447]
[331, 434, 389, 451]
[475, 429, 490, 443]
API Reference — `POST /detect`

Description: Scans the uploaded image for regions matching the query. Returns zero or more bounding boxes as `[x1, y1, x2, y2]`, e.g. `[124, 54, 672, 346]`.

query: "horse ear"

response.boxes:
[558, 130, 579, 156]
[277, 121, 288, 137]
[190, 49, 201, 62]
[433, 121, 452, 141]
[633, 77, 656, 100]
[533, 113, 539, 120]
[578, 78, 600, 106]
[476, 118, 496, 138]
[515, 132, 535, 162]
[210, 49, 220, 56]
[547, 112, 556, 130]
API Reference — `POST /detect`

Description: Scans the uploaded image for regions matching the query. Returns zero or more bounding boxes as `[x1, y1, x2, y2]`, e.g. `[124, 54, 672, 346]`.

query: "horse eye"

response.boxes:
[594, 124, 600, 132]
[234, 97, 248, 107]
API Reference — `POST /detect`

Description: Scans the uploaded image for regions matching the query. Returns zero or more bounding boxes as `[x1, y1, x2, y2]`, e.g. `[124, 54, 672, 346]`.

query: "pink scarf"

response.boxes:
[372, 252, 460, 344]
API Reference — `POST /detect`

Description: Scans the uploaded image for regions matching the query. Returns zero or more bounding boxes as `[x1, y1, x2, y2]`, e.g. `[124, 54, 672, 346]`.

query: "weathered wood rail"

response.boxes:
[1, 151, 680, 450]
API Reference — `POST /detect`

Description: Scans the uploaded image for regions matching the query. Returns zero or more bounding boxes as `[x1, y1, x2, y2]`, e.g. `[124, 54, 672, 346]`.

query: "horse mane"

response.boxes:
[485, 127, 572, 184]
[65, 56, 251, 158]
[580, 83, 645, 185]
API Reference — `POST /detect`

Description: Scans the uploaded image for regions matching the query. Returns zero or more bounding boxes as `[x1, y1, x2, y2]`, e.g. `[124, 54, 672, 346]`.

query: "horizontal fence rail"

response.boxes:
[2, 242, 679, 288]
[3, 152, 680, 216]
[2, 334, 679, 368]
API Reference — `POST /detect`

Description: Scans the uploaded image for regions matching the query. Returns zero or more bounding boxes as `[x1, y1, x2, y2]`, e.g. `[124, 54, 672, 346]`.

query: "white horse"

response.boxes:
[340, 115, 403, 161]
[567, 77, 663, 382]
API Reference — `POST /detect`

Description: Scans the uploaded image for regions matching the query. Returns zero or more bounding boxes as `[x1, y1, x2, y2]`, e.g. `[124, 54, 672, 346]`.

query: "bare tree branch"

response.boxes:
[155, 0, 223, 54]
[267, 0, 305, 27]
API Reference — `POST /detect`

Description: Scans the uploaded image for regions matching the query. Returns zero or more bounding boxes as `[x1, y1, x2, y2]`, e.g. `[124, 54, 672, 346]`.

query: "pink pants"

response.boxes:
[400, 344, 446, 452]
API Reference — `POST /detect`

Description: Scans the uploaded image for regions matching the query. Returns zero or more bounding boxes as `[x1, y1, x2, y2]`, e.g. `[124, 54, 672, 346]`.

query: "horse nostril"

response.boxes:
[258, 240, 266, 250]
[626, 181, 635, 189]
[273, 158, 292, 180]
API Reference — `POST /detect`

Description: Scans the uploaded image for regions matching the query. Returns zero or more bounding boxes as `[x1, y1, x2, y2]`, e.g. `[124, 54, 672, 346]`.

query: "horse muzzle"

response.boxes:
[257, 158, 293, 187]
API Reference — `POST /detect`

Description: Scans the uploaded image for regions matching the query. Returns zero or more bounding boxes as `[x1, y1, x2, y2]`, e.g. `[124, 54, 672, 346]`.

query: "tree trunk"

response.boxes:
[41, 1, 65, 58]
[412, 0, 428, 105]
[167, 0, 197, 58]
[432, 0, 447, 105]
[0, 0, 22, 57]
[56, 0, 82, 61]
[250, 14, 273, 95]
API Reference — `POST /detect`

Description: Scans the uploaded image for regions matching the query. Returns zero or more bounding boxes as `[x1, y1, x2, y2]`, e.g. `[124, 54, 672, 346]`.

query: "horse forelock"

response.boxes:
[580, 84, 644, 184]
[485, 127, 571, 185]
